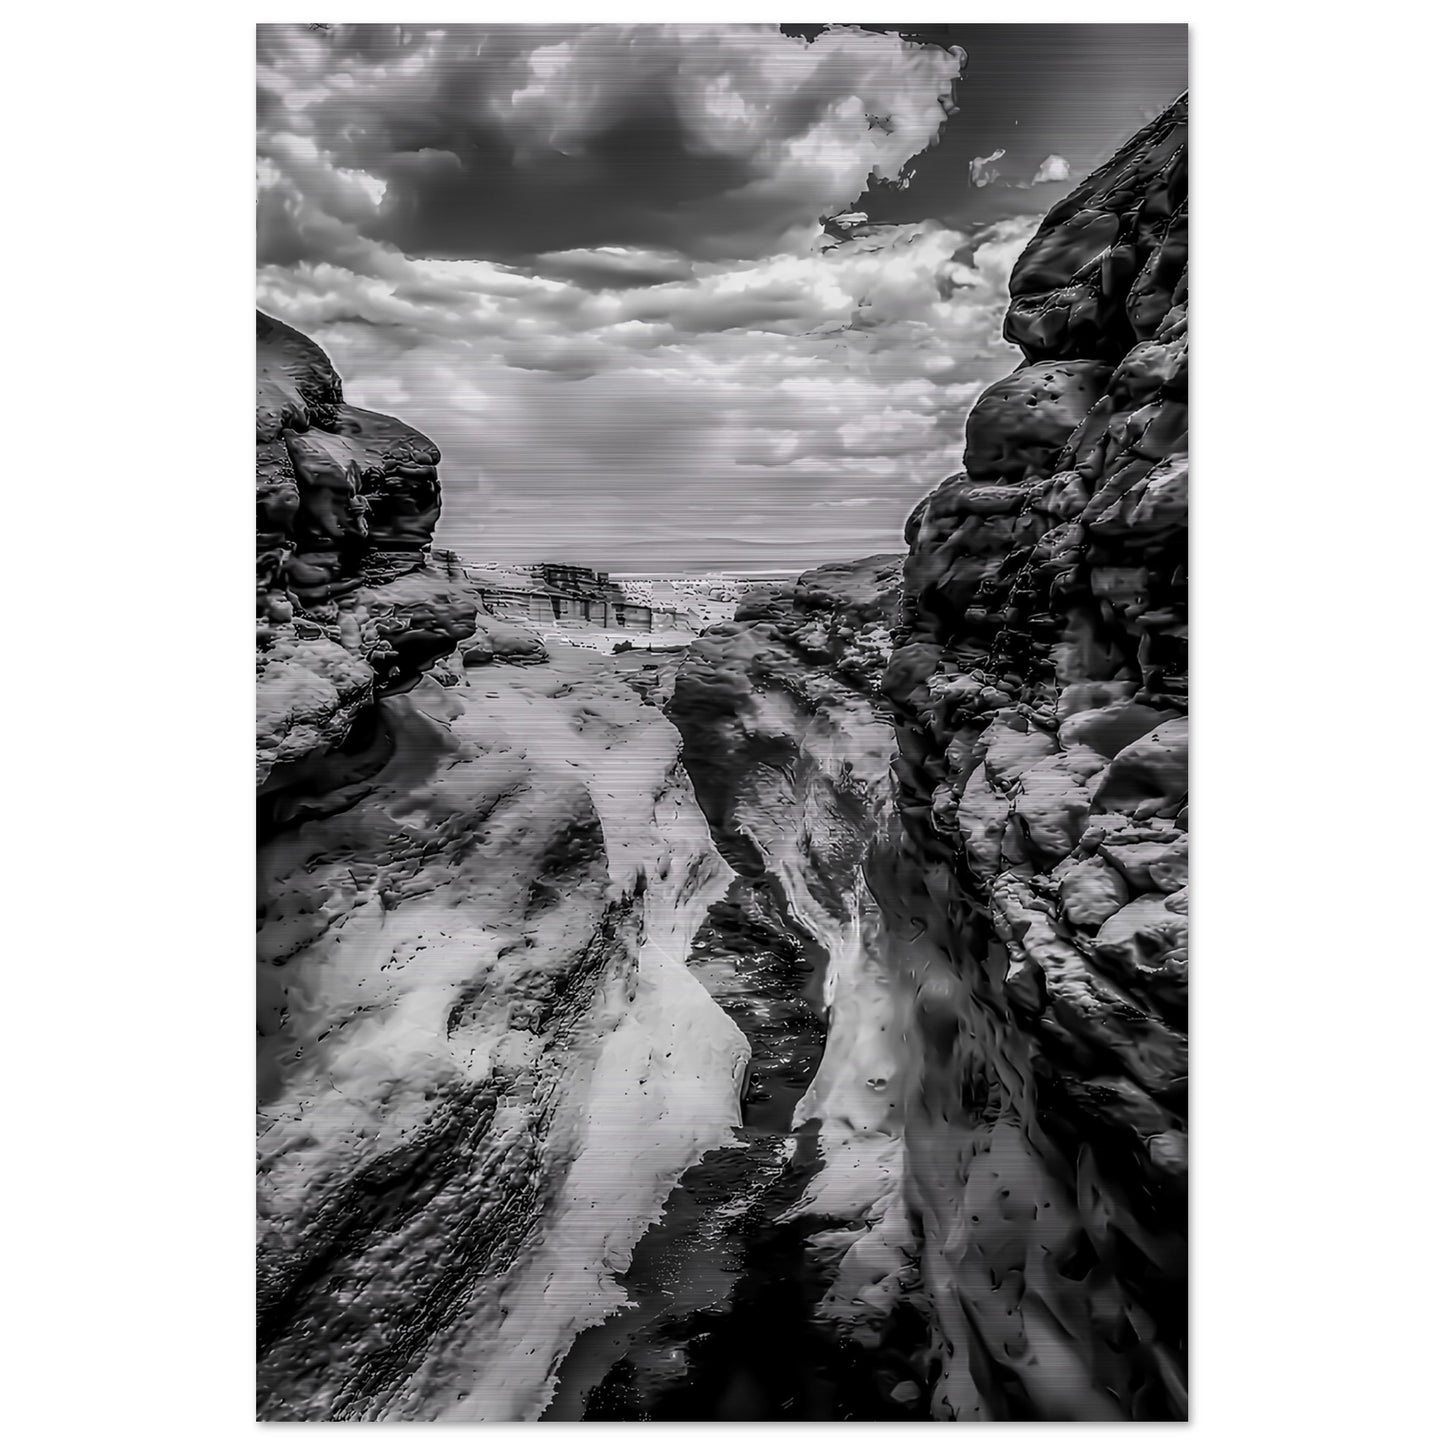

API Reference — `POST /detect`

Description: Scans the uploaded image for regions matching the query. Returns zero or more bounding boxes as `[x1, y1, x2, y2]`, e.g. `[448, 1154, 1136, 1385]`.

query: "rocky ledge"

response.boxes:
[876, 95, 1188, 1420]
[256, 312, 483, 788]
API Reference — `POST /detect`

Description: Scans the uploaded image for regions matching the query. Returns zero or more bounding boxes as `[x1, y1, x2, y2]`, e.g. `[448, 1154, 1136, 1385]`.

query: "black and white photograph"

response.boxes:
[15, 9, 1443, 1441]
[254, 19, 1189, 1423]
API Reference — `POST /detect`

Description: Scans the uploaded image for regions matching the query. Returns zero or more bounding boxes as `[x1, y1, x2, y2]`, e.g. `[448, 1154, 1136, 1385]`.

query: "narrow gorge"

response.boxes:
[256, 93, 1187, 1424]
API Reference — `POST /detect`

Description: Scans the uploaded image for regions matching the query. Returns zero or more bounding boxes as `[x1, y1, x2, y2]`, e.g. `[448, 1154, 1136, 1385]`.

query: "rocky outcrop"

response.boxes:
[258, 652, 749, 1421]
[671, 554, 901, 878]
[877, 95, 1188, 1420]
[256, 312, 480, 787]
[668, 556, 921, 1356]
[256, 318, 742, 1422]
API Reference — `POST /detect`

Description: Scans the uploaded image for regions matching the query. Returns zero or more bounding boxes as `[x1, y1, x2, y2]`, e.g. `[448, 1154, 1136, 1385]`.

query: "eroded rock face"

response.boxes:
[669, 555, 921, 1355]
[877, 95, 1188, 1420]
[671, 554, 902, 905]
[258, 320, 694, 1424]
[258, 654, 748, 1421]
[256, 312, 479, 786]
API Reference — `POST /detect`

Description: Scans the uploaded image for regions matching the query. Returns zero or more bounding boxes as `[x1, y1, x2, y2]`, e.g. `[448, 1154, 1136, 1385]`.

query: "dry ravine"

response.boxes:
[255, 322, 909, 1422]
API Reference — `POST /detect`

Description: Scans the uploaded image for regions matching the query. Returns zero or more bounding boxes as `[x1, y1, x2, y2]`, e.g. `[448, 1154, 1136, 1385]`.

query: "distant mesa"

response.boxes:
[432, 551, 738, 640]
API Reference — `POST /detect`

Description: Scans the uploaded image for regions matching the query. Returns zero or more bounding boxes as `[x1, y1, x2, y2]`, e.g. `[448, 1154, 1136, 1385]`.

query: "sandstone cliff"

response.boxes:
[256, 311, 484, 789]
[876, 95, 1188, 1420]
[257, 655, 750, 1419]
[667, 558, 923, 1363]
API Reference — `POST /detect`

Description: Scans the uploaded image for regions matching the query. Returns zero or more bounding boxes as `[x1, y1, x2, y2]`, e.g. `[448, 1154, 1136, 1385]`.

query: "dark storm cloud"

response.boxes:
[367, 91, 757, 261]
[257, 22, 963, 267]
[842, 23, 1186, 230]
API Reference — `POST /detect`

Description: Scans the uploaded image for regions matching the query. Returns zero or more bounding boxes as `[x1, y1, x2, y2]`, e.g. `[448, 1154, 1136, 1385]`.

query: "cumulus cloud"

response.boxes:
[255, 23, 1058, 569]
[257, 210, 1037, 568]
[969, 147, 1007, 188]
[966, 147, 1075, 193]
[1032, 153, 1072, 184]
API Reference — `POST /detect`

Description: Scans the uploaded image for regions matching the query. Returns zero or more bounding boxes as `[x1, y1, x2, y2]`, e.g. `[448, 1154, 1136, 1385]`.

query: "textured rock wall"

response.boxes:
[877, 95, 1188, 1420]
[671, 555, 901, 890]
[256, 312, 480, 788]
[668, 556, 921, 1351]
[258, 654, 750, 1421]
[255, 316, 746, 1421]
[255, 94, 1190, 1415]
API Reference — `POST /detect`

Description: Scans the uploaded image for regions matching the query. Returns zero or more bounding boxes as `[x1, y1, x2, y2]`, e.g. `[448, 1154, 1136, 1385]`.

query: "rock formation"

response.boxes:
[666, 556, 926, 1386]
[671, 554, 901, 892]
[876, 94, 1188, 1419]
[257, 654, 750, 1420]
[256, 318, 745, 1421]
[256, 312, 481, 789]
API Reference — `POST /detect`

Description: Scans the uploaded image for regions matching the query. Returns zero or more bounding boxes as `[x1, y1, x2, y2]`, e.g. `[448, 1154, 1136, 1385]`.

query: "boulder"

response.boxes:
[963, 360, 1114, 482]
[1093, 894, 1189, 993]
[1057, 855, 1130, 929]
[1092, 719, 1189, 817]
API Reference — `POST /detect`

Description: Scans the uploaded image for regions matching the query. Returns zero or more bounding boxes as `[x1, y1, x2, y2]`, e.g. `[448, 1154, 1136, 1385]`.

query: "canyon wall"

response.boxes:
[668, 558, 920, 1357]
[257, 312, 480, 791]
[876, 95, 1188, 1420]
[255, 320, 750, 1421]
[254, 77, 1189, 1416]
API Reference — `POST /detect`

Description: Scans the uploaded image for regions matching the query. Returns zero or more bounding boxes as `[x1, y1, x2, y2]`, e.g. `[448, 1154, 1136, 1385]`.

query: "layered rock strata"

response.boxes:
[877, 95, 1189, 1420]
[255, 92, 1192, 1417]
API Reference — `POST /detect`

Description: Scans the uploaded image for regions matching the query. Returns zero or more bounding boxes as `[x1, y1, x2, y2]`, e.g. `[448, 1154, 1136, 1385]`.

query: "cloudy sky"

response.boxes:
[257, 23, 1185, 572]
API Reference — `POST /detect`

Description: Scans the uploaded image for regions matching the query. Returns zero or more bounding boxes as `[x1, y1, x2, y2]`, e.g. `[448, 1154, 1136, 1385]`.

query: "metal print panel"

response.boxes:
[256, 21, 1188, 1421]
